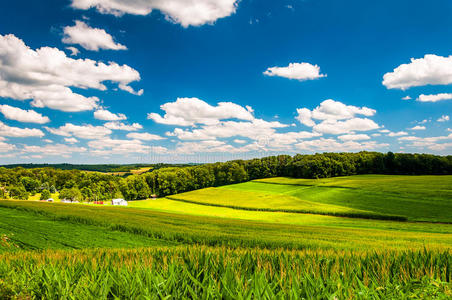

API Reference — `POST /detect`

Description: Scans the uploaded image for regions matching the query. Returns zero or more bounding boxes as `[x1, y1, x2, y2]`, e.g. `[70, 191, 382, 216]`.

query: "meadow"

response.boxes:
[0, 174, 451, 298]
[165, 175, 452, 222]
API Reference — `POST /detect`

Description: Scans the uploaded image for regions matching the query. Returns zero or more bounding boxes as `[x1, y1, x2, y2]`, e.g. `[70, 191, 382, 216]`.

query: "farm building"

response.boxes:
[112, 198, 128, 206]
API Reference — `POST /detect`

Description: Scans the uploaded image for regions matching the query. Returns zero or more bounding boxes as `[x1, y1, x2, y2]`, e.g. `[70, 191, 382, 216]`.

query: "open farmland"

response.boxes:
[0, 174, 451, 298]
[164, 175, 452, 223]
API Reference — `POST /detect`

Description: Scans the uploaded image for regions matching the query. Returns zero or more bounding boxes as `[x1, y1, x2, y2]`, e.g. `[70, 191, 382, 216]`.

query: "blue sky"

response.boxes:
[0, 0, 451, 164]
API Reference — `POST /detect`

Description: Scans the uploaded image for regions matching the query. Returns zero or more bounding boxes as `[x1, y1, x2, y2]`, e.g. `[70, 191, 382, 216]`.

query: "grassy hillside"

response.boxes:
[1, 200, 451, 251]
[166, 175, 452, 222]
[0, 207, 172, 253]
[128, 198, 452, 233]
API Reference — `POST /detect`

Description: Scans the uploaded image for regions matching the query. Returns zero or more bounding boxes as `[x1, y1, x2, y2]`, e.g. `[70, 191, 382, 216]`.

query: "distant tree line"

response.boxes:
[0, 163, 195, 173]
[0, 152, 451, 201]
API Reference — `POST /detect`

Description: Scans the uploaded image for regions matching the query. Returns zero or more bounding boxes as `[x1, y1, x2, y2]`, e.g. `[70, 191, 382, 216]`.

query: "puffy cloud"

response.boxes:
[88, 137, 166, 155]
[64, 137, 79, 144]
[22, 144, 87, 156]
[338, 134, 371, 141]
[65, 46, 80, 56]
[295, 108, 315, 127]
[0, 140, 16, 152]
[166, 119, 288, 141]
[0, 104, 50, 124]
[63, 20, 127, 51]
[104, 122, 142, 131]
[0, 121, 44, 137]
[173, 140, 260, 154]
[409, 125, 426, 130]
[233, 139, 247, 144]
[263, 62, 326, 81]
[94, 109, 127, 121]
[417, 93, 452, 102]
[313, 118, 380, 135]
[437, 115, 450, 122]
[126, 132, 165, 141]
[295, 99, 376, 129]
[295, 138, 388, 152]
[0, 33, 142, 112]
[401, 96, 412, 100]
[398, 133, 452, 151]
[45, 123, 111, 139]
[383, 54, 452, 90]
[71, 0, 239, 27]
[388, 131, 408, 137]
[148, 97, 254, 126]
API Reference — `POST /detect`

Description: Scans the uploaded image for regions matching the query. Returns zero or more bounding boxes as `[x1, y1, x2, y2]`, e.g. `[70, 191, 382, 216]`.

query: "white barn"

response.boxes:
[112, 198, 128, 206]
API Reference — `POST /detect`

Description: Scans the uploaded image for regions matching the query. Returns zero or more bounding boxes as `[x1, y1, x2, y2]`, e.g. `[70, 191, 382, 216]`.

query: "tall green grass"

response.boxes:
[0, 246, 450, 299]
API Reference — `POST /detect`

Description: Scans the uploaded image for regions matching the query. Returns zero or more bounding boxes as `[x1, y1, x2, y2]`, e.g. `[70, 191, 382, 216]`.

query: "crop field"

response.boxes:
[0, 175, 451, 298]
[0, 246, 450, 299]
[167, 175, 452, 222]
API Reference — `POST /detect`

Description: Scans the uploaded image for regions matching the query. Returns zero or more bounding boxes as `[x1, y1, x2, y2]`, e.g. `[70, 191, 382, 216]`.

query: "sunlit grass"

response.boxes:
[167, 175, 452, 222]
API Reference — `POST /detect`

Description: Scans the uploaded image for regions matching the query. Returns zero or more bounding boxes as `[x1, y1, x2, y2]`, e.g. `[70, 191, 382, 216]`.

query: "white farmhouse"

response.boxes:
[111, 198, 128, 206]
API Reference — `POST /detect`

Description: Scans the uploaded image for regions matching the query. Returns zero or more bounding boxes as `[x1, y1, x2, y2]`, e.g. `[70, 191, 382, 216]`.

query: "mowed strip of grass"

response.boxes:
[0, 201, 451, 251]
[253, 175, 452, 222]
[0, 207, 173, 253]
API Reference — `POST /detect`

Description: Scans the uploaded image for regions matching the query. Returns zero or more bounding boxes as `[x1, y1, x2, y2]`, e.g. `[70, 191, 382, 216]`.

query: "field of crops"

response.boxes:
[0, 246, 450, 299]
[0, 175, 451, 298]
[165, 175, 452, 222]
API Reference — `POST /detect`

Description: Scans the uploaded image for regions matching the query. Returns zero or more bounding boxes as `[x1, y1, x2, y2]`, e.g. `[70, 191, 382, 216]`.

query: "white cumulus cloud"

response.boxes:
[63, 20, 127, 51]
[126, 132, 165, 141]
[295, 99, 378, 134]
[71, 0, 239, 27]
[94, 109, 127, 121]
[313, 118, 380, 135]
[0, 121, 44, 137]
[383, 54, 452, 90]
[0, 33, 142, 112]
[148, 97, 254, 126]
[409, 125, 426, 130]
[64, 137, 79, 144]
[0, 104, 50, 124]
[417, 93, 452, 102]
[437, 115, 450, 122]
[338, 134, 371, 141]
[104, 122, 142, 131]
[264, 62, 326, 81]
[45, 123, 111, 139]
[65, 46, 80, 56]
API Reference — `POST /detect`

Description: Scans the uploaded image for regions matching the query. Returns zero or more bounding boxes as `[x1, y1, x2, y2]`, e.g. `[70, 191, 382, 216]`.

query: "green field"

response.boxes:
[0, 175, 451, 298]
[164, 175, 452, 222]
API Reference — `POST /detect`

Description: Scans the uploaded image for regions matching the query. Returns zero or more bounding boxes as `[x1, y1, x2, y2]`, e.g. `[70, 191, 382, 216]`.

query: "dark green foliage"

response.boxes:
[7, 185, 29, 200]
[59, 188, 83, 202]
[39, 190, 51, 200]
[1, 152, 451, 200]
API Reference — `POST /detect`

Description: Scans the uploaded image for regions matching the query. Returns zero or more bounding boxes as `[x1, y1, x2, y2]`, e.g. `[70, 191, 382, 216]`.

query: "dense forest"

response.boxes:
[0, 152, 451, 201]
